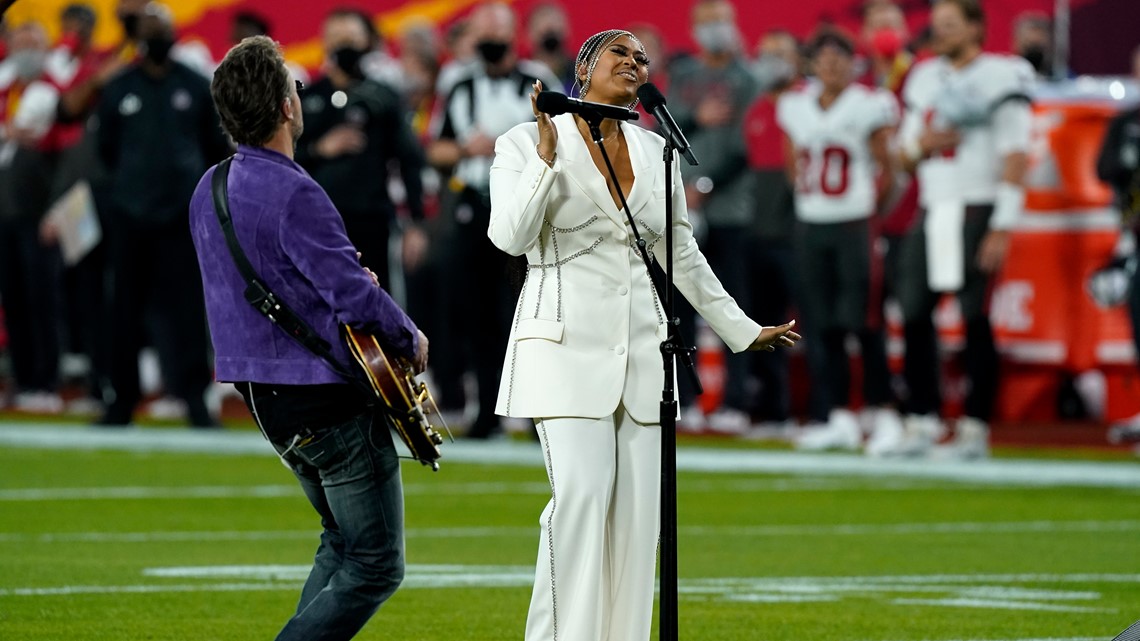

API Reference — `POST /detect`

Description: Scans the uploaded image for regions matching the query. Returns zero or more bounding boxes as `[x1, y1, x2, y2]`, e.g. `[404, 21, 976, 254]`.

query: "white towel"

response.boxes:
[924, 200, 966, 292]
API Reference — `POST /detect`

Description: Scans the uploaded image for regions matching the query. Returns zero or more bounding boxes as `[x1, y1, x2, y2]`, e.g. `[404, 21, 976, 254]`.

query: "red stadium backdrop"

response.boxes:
[5, 0, 1113, 73]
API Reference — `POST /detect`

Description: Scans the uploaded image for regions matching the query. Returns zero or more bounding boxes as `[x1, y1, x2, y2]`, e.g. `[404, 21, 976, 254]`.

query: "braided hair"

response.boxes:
[573, 29, 645, 106]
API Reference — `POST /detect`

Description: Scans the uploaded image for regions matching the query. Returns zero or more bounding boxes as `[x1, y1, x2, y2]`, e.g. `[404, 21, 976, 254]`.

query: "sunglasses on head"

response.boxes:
[295, 79, 305, 94]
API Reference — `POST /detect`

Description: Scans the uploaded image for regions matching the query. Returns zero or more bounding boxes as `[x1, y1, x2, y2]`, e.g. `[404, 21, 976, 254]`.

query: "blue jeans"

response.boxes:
[271, 410, 405, 641]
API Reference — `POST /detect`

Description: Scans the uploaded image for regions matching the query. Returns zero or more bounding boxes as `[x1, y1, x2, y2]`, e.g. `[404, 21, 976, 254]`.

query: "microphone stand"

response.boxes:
[581, 112, 698, 641]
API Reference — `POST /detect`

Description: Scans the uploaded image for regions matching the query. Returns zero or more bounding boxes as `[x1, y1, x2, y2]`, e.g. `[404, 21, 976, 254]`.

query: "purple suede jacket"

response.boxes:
[189, 145, 418, 385]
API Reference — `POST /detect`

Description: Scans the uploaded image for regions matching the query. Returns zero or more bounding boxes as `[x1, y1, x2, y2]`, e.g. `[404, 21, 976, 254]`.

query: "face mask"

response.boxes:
[694, 21, 739, 55]
[539, 32, 563, 53]
[752, 54, 795, 91]
[870, 28, 904, 59]
[10, 50, 46, 81]
[143, 36, 174, 65]
[120, 13, 140, 40]
[476, 40, 510, 65]
[58, 32, 83, 54]
[1021, 45, 1050, 75]
[332, 46, 367, 80]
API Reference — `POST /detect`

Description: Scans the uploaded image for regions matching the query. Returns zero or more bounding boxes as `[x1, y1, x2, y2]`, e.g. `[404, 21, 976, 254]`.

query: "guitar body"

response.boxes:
[343, 325, 446, 471]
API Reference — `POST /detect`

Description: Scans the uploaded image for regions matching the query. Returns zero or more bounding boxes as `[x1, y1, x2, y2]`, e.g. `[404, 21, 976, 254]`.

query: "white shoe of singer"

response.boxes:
[933, 416, 990, 460]
[795, 408, 862, 451]
[894, 414, 945, 457]
[863, 407, 906, 457]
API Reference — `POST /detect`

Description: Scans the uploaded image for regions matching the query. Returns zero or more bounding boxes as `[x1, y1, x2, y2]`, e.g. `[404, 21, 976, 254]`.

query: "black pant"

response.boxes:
[793, 218, 892, 413]
[0, 216, 63, 392]
[102, 214, 212, 425]
[340, 208, 391, 291]
[60, 239, 108, 398]
[702, 226, 764, 413]
[896, 205, 1000, 421]
[437, 188, 514, 437]
[746, 237, 795, 422]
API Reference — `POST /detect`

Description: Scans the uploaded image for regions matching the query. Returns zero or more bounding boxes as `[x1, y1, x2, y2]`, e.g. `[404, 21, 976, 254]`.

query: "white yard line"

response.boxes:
[2, 423, 1138, 488]
[0, 485, 300, 501]
[0, 482, 553, 501]
[3, 520, 1139, 544]
[891, 597, 1107, 613]
[0, 478, 991, 502]
[857, 634, 1108, 638]
[2, 566, 1134, 616]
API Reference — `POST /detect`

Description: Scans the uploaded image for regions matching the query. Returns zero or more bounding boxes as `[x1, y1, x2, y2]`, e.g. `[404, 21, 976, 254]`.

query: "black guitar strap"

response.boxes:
[209, 156, 370, 395]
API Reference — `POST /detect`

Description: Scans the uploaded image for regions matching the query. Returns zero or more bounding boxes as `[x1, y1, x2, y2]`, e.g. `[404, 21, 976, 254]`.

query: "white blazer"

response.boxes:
[488, 113, 761, 423]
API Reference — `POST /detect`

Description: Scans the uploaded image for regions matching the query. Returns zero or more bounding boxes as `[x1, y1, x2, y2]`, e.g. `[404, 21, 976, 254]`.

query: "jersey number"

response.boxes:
[797, 146, 851, 196]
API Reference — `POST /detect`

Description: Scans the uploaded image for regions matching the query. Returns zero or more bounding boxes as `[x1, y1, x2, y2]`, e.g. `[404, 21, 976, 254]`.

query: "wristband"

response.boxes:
[991, 182, 1025, 230]
[903, 137, 925, 164]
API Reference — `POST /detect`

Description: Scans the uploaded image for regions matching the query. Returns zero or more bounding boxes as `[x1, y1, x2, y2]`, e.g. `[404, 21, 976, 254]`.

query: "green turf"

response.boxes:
[1, 441, 1138, 641]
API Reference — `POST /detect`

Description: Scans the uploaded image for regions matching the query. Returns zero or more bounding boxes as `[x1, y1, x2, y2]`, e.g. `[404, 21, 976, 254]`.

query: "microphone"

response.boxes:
[635, 83, 698, 166]
[536, 91, 640, 122]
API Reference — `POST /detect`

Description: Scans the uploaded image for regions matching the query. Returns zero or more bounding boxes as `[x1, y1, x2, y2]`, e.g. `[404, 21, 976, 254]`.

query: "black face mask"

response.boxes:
[539, 32, 563, 54]
[143, 36, 174, 65]
[477, 40, 510, 65]
[1021, 45, 1050, 75]
[333, 46, 367, 80]
[120, 13, 140, 40]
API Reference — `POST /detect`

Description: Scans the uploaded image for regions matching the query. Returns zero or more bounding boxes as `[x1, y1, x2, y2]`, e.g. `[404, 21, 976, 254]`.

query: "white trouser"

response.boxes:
[525, 406, 661, 641]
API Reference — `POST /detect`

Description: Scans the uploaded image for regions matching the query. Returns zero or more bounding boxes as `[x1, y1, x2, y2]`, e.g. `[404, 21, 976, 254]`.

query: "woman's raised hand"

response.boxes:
[531, 80, 558, 166]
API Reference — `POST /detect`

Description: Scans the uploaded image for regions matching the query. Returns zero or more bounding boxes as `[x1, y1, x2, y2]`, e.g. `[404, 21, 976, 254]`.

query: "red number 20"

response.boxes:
[797, 146, 851, 196]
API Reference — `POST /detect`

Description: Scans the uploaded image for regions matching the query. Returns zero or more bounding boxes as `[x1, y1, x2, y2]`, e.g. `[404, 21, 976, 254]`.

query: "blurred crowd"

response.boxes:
[0, 0, 1135, 454]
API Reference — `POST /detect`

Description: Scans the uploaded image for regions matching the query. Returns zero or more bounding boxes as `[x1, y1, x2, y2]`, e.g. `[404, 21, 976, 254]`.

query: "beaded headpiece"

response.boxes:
[573, 29, 645, 107]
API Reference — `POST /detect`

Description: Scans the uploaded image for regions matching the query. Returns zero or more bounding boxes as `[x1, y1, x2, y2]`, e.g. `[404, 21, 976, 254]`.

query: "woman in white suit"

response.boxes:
[488, 29, 800, 641]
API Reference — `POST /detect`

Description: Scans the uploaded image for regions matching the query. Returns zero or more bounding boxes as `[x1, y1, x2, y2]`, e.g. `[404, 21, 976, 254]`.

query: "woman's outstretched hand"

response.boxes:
[748, 320, 801, 352]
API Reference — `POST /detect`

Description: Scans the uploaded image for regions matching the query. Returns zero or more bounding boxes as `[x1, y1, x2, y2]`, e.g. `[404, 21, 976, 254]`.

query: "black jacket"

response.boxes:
[96, 61, 230, 225]
[294, 77, 424, 220]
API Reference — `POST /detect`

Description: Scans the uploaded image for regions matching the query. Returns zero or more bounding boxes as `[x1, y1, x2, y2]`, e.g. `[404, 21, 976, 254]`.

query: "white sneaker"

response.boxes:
[795, 408, 862, 451]
[678, 406, 706, 433]
[864, 407, 905, 457]
[894, 414, 945, 457]
[65, 397, 104, 416]
[13, 391, 64, 414]
[1108, 412, 1140, 444]
[933, 416, 990, 460]
[707, 408, 751, 435]
[145, 396, 186, 420]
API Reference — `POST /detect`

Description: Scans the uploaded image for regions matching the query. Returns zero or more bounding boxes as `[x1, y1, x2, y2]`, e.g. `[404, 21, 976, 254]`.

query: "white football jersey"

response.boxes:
[777, 81, 898, 223]
[900, 53, 1035, 207]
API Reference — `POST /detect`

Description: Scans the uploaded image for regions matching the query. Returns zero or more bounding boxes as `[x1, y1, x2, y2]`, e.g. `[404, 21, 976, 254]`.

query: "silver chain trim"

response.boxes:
[549, 215, 599, 234]
[534, 223, 549, 318]
[527, 236, 605, 271]
[538, 420, 560, 641]
[505, 269, 531, 415]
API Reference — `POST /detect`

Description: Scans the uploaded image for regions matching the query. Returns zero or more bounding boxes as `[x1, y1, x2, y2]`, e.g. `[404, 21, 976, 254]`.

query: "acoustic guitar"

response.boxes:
[343, 325, 449, 471]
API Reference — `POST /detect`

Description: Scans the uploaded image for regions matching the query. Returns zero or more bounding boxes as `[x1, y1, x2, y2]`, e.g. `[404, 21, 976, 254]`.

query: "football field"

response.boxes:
[1, 423, 1138, 641]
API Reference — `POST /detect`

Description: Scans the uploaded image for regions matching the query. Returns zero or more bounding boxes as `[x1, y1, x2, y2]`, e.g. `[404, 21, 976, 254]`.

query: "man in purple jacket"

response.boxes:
[189, 36, 428, 641]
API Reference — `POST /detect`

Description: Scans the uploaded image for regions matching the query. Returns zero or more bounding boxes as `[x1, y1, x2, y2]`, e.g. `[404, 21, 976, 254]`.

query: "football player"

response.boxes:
[893, 0, 1034, 458]
[777, 30, 903, 454]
